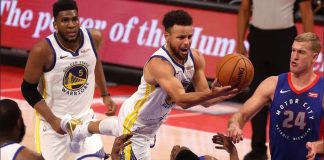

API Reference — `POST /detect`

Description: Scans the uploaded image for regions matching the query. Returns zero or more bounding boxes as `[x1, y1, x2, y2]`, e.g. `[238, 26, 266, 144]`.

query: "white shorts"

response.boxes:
[37, 109, 105, 160]
[118, 103, 159, 160]
[121, 135, 151, 160]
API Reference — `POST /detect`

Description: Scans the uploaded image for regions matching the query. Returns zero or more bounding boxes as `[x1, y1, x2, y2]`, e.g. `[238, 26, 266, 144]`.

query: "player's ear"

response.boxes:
[53, 21, 57, 30]
[312, 52, 319, 63]
[165, 27, 173, 41]
[164, 31, 169, 41]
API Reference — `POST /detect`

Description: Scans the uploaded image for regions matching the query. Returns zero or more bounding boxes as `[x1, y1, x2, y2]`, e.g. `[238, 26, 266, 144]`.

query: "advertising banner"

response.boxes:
[1, 0, 323, 78]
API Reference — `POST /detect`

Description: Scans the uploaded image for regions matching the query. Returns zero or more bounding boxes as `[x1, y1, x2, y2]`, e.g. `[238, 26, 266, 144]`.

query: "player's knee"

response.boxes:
[99, 116, 119, 136]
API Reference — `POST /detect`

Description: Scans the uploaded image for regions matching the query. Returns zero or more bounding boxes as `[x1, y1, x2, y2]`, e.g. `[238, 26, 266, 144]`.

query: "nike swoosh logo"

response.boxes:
[60, 55, 68, 59]
[280, 89, 291, 94]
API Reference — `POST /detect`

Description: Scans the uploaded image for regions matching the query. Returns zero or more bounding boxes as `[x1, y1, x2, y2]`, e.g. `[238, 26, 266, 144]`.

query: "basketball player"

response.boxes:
[0, 99, 44, 160]
[116, 9, 239, 160]
[20, 0, 116, 159]
[170, 133, 239, 160]
[236, 0, 314, 159]
[0, 98, 132, 160]
[227, 32, 323, 160]
[112, 9, 239, 159]
[67, 9, 238, 160]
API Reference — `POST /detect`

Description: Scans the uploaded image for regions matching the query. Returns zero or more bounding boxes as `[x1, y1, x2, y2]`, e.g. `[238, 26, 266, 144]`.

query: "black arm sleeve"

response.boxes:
[21, 80, 43, 107]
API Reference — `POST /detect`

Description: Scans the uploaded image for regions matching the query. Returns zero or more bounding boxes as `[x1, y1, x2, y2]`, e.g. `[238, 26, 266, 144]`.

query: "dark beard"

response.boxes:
[57, 29, 80, 43]
[170, 44, 184, 60]
[17, 119, 26, 143]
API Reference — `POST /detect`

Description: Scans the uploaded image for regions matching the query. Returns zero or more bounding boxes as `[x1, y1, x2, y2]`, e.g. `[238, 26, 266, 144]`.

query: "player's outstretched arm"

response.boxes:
[201, 79, 239, 107]
[145, 55, 238, 109]
[190, 49, 239, 107]
[227, 76, 277, 143]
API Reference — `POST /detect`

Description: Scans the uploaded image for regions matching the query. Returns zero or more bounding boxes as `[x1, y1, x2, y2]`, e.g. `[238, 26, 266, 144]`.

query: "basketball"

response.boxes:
[216, 54, 254, 90]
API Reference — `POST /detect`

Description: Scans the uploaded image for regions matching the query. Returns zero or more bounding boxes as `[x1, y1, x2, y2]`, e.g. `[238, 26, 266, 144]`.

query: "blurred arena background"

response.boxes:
[1, 0, 323, 159]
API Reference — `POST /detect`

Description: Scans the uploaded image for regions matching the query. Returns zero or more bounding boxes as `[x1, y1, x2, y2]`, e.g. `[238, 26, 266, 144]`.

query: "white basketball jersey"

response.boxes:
[41, 27, 97, 119]
[0, 142, 24, 160]
[120, 45, 195, 138]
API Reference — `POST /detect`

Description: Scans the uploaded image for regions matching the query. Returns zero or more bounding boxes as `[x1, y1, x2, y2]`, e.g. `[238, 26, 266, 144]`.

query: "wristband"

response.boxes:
[101, 93, 110, 97]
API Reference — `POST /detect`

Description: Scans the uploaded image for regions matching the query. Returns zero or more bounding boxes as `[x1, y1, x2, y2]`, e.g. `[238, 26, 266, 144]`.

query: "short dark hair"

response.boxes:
[162, 10, 193, 32]
[175, 149, 200, 160]
[0, 99, 21, 134]
[53, 0, 78, 20]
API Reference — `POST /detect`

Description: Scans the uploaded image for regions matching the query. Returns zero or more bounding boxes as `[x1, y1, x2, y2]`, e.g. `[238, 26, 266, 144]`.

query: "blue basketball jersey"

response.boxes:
[269, 72, 324, 160]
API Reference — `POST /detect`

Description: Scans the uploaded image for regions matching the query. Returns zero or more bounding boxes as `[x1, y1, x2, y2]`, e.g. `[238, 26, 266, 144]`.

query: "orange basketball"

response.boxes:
[216, 54, 254, 90]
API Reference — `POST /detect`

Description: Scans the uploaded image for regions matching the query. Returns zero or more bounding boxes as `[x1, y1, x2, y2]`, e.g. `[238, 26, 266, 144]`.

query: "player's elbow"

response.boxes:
[174, 101, 192, 109]
[200, 101, 212, 108]
[21, 80, 43, 107]
[172, 95, 195, 109]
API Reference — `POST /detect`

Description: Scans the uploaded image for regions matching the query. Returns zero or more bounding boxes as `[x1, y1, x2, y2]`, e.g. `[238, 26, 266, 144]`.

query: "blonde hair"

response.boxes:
[295, 32, 322, 53]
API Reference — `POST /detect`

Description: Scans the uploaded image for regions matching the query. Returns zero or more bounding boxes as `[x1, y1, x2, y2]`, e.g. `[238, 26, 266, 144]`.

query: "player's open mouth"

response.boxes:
[67, 32, 77, 37]
[180, 48, 188, 53]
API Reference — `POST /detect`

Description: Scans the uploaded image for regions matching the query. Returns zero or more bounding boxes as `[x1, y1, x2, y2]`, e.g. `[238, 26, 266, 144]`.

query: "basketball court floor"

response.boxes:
[0, 65, 272, 160]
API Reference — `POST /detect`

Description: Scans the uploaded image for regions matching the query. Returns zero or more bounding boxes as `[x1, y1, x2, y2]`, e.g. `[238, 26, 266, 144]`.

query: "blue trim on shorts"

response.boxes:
[76, 153, 102, 160]
[199, 155, 205, 160]
[76, 148, 108, 160]
[150, 135, 156, 148]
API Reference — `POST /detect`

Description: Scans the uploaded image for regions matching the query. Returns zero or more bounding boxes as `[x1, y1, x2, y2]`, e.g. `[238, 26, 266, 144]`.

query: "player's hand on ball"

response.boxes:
[211, 85, 239, 98]
[103, 95, 117, 116]
[211, 78, 221, 88]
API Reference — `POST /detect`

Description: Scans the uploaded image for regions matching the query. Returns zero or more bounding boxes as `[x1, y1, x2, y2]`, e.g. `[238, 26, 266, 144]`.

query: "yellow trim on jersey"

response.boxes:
[122, 84, 155, 160]
[35, 76, 47, 153]
[40, 76, 47, 99]
[35, 111, 41, 153]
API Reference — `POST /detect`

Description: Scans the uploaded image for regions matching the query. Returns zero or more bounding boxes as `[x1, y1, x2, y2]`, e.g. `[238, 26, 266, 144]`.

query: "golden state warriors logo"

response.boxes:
[62, 62, 89, 95]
